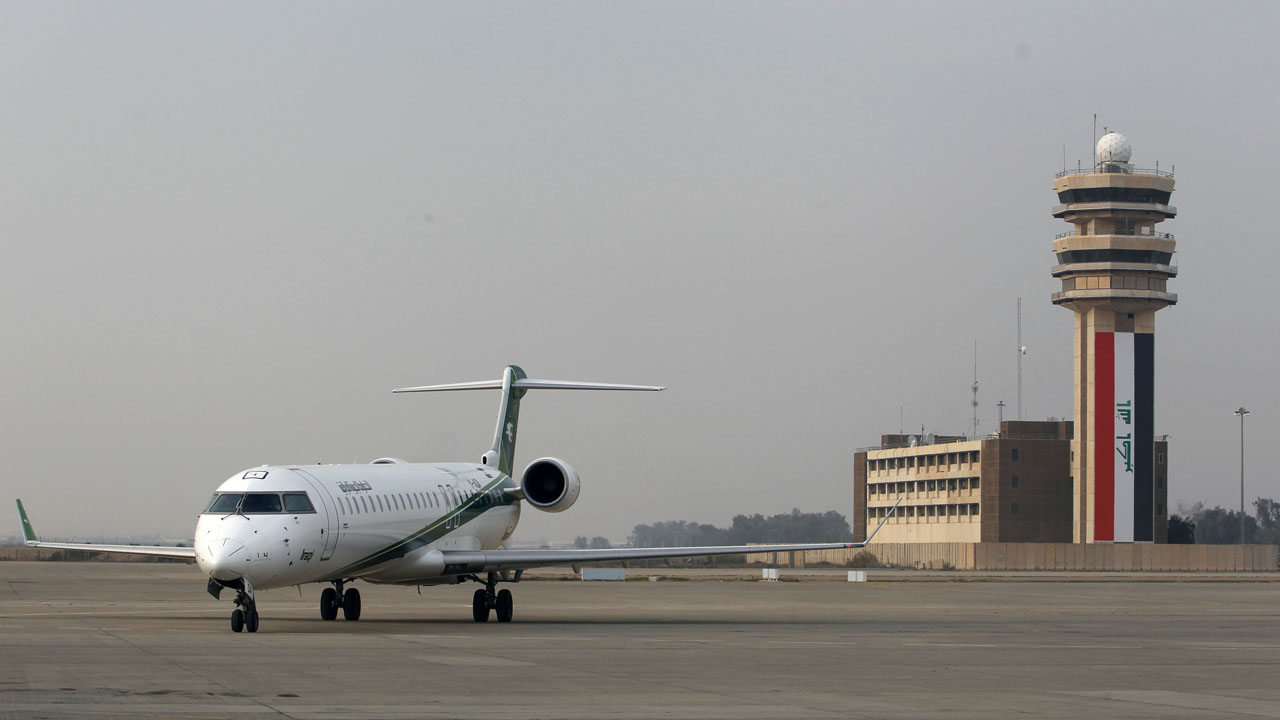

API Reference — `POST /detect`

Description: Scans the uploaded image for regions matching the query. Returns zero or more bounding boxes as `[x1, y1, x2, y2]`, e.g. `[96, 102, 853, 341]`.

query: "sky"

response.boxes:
[2, 1, 1277, 543]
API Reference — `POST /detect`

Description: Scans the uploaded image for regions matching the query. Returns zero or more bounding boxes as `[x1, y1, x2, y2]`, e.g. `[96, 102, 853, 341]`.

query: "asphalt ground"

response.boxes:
[1, 562, 1278, 719]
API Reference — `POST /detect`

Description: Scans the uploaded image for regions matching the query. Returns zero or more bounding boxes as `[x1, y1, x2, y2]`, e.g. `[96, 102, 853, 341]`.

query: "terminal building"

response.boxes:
[853, 127, 1178, 546]
[853, 421, 1168, 544]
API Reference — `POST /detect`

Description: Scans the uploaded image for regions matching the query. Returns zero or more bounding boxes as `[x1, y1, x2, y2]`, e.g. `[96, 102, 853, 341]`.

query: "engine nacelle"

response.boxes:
[520, 457, 580, 513]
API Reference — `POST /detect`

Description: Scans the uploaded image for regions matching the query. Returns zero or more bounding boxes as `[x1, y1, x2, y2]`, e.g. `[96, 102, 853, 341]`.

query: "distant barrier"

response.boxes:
[746, 542, 1279, 572]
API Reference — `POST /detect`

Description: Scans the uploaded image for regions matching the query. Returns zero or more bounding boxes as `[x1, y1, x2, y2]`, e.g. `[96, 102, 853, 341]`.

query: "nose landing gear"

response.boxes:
[230, 580, 258, 633]
[320, 580, 361, 621]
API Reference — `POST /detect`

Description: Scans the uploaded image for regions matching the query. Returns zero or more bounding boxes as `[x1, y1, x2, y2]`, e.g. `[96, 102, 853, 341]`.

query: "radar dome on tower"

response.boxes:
[1096, 132, 1132, 164]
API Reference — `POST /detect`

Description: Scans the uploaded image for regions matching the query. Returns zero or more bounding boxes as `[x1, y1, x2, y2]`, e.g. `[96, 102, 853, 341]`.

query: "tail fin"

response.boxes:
[16, 499, 38, 545]
[394, 365, 663, 476]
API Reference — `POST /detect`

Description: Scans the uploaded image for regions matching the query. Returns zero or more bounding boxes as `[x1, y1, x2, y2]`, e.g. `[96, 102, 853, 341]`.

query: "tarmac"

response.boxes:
[2, 561, 1279, 719]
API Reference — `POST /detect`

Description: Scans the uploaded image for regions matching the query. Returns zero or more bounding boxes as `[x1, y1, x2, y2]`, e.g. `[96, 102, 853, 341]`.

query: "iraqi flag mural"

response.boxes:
[1094, 331, 1155, 543]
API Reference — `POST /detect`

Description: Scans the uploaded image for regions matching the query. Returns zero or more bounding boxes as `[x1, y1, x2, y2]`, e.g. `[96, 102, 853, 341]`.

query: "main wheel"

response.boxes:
[320, 587, 338, 620]
[472, 589, 490, 623]
[246, 610, 260, 633]
[231, 608, 244, 633]
[495, 589, 513, 623]
[342, 588, 361, 621]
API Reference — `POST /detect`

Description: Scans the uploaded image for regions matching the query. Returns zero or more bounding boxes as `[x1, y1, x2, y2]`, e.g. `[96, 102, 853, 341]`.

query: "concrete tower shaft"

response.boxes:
[1052, 133, 1174, 544]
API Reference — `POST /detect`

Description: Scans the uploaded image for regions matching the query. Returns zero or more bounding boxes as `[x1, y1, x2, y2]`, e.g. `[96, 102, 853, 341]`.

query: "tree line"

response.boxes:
[1168, 498, 1280, 545]
[628, 508, 851, 547]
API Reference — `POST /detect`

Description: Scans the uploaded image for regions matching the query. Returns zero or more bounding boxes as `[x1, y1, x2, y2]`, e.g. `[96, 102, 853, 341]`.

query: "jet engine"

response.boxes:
[520, 457, 580, 513]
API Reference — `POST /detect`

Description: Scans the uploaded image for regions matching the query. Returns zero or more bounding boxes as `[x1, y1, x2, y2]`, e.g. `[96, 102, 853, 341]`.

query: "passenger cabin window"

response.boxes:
[283, 492, 315, 513]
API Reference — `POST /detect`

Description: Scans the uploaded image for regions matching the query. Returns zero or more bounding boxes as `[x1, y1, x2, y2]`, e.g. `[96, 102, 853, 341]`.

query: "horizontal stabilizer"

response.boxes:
[394, 379, 664, 393]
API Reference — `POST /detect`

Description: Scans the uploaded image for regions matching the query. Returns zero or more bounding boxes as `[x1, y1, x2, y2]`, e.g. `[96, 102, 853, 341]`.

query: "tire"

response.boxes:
[231, 609, 244, 633]
[320, 587, 338, 621]
[496, 589, 513, 623]
[472, 589, 489, 623]
[246, 610, 259, 633]
[342, 588, 361, 621]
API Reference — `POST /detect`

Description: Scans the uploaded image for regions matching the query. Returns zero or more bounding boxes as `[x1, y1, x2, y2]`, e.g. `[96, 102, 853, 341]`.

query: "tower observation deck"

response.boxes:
[1053, 132, 1175, 544]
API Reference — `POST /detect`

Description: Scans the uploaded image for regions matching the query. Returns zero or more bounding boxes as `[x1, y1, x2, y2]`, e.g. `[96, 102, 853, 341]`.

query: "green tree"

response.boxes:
[1167, 514, 1195, 544]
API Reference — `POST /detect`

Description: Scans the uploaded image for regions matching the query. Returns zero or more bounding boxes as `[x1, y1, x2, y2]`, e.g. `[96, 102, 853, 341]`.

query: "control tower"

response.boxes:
[1051, 132, 1176, 543]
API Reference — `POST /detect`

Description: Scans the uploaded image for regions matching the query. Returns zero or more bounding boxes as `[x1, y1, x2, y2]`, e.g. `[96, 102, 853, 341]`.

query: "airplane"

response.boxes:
[16, 365, 898, 633]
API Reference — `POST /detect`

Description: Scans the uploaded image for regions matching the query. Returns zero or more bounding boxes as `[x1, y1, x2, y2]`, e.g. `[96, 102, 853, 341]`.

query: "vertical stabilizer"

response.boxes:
[484, 365, 528, 476]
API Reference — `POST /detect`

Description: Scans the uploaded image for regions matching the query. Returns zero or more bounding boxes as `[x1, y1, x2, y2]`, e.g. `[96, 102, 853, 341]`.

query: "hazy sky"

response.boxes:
[3, 2, 1277, 543]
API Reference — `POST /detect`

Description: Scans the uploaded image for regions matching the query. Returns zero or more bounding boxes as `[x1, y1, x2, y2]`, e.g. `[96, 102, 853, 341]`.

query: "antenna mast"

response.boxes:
[1092, 113, 1097, 167]
[971, 340, 979, 438]
[1017, 296, 1024, 421]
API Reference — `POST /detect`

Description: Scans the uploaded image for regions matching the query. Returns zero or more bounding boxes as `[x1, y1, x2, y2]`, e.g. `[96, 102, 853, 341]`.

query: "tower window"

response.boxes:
[1011, 448, 1020, 461]
[1011, 475, 1019, 488]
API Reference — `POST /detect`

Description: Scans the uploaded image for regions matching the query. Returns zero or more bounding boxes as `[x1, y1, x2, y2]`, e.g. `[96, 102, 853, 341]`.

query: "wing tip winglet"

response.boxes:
[16, 499, 38, 544]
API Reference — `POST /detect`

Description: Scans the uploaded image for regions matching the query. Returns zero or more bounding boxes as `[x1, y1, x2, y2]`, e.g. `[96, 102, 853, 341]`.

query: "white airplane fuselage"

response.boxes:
[194, 462, 520, 591]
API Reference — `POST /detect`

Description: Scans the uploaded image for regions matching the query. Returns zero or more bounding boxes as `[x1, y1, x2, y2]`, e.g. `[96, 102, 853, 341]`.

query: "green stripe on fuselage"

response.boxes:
[326, 473, 515, 578]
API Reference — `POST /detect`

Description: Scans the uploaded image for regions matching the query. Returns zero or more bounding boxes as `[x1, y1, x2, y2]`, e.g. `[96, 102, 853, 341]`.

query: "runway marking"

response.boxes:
[0, 608, 226, 618]
[414, 654, 533, 666]
[944, 585, 1223, 606]
[1061, 690, 1280, 717]
[1186, 645, 1280, 650]
[0, 708, 236, 719]
[905, 642, 999, 647]
[767, 640, 859, 646]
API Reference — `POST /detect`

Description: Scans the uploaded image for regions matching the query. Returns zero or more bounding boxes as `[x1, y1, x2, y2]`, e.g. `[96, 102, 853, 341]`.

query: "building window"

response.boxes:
[960, 504, 969, 516]
[1011, 502, 1019, 515]
[970, 503, 980, 516]
[1157, 504, 1164, 515]
[1011, 475, 1019, 488]
[1157, 452, 1165, 464]
[1011, 448, 1020, 461]
[1157, 477, 1165, 489]
[949, 479, 957, 491]
[960, 478, 969, 490]
[972, 478, 980, 490]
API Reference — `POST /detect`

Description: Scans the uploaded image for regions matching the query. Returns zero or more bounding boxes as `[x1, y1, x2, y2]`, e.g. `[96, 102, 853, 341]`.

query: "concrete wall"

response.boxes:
[747, 543, 1279, 572]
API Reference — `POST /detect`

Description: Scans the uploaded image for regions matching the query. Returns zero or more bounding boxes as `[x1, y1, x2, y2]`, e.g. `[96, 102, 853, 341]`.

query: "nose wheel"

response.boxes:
[471, 573, 514, 623]
[230, 583, 259, 633]
[320, 581, 360, 621]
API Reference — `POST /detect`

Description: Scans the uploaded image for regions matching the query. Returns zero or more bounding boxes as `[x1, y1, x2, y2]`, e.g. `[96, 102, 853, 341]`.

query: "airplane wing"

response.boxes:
[442, 499, 901, 574]
[15, 499, 196, 560]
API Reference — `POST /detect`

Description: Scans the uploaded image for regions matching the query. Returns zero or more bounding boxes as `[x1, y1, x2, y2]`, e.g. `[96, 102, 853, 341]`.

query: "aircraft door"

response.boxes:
[291, 468, 339, 561]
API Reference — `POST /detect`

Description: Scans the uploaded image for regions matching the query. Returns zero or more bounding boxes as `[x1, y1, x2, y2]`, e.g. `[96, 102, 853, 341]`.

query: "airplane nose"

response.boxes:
[200, 538, 249, 581]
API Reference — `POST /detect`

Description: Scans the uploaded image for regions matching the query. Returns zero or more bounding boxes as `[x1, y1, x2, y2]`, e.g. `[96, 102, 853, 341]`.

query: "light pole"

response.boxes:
[1235, 407, 1250, 545]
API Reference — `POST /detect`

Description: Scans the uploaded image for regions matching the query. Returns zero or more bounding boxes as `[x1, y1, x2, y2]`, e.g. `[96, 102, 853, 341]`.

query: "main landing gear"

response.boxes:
[320, 580, 361, 621]
[470, 571, 515, 623]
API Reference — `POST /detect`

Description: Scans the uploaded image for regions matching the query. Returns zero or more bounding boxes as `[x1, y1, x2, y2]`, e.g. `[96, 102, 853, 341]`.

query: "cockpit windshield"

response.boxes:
[201, 492, 316, 514]
[206, 493, 242, 513]
[241, 493, 282, 513]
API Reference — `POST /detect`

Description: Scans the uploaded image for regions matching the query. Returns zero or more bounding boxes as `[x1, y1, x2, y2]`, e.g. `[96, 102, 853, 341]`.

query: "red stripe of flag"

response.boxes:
[1094, 331, 1115, 542]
